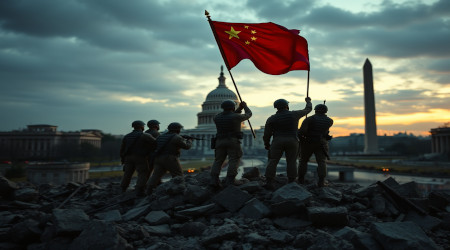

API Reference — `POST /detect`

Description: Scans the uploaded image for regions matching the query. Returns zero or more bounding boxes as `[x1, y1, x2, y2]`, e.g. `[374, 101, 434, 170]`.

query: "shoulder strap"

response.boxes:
[124, 132, 143, 156]
[155, 134, 176, 156]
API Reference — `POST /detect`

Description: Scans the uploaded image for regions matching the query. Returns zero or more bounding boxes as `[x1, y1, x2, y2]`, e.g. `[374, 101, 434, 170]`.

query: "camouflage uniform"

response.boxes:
[263, 101, 312, 182]
[210, 104, 252, 184]
[144, 128, 160, 175]
[146, 132, 192, 193]
[298, 113, 333, 184]
[120, 130, 156, 195]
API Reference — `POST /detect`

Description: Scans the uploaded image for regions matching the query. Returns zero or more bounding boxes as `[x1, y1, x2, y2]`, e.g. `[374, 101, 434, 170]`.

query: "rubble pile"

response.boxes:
[1, 169, 449, 249]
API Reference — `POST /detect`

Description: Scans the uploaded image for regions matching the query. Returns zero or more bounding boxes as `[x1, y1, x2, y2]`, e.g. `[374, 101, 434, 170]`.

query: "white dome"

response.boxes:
[196, 66, 240, 128]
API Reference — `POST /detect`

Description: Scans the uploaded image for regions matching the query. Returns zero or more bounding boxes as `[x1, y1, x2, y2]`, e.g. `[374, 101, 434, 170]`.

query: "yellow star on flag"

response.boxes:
[225, 26, 241, 39]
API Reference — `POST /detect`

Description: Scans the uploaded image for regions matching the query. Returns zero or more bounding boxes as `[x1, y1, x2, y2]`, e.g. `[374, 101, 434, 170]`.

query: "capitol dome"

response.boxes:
[196, 66, 240, 128]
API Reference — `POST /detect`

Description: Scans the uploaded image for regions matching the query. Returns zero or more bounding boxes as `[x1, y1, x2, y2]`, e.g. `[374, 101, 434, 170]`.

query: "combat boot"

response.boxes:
[288, 177, 297, 183]
[318, 177, 326, 187]
[210, 175, 222, 189]
[146, 185, 155, 196]
[224, 175, 237, 187]
[135, 189, 145, 198]
[298, 175, 305, 185]
[263, 178, 275, 190]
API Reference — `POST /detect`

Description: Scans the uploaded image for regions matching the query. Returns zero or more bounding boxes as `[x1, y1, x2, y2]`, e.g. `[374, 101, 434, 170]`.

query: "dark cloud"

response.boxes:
[0, 0, 448, 135]
[246, 0, 316, 21]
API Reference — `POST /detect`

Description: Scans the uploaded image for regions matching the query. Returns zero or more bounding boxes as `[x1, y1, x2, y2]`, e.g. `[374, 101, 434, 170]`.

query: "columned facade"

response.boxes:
[27, 162, 90, 185]
[430, 127, 450, 154]
[183, 66, 265, 156]
[0, 125, 102, 160]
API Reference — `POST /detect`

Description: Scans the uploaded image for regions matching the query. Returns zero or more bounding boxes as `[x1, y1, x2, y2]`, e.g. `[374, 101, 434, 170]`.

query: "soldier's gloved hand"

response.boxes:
[265, 145, 270, 150]
[305, 97, 311, 102]
[239, 101, 247, 108]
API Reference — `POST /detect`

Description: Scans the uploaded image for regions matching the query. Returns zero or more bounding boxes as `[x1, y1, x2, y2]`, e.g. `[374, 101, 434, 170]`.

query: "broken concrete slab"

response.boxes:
[334, 226, 381, 250]
[68, 220, 132, 250]
[179, 221, 207, 237]
[201, 223, 241, 245]
[271, 182, 312, 204]
[239, 198, 270, 220]
[213, 185, 252, 212]
[371, 221, 439, 250]
[308, 206, 349, 227]
[270, 199, 306, 216]
[273, 217, 312, 230]
[175, 203, 216, 217]
[13, 187, 40, 203]
[122, 204, 151, 221]
[404, 211, 442, 231]
[239, 181, 263, 193]
[143, 224, 171, 236]
[144, 210, 170, 225]
[185, 184, 211, 205]
[317, 187, 343, 203]
[52, 209, 90, 236]
[0, 176, 18, 200]
[94, 209, 122, 222]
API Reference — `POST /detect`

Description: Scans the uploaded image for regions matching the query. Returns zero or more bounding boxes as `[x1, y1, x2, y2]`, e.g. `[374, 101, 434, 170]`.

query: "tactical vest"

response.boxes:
[306, 114, 332, 139]
[269, 110, 298, 137]
[123, 130, 144, 156]
[145, 129, 160, 139]
[215, 112, 242, 138]
[155, 132, 176, 155]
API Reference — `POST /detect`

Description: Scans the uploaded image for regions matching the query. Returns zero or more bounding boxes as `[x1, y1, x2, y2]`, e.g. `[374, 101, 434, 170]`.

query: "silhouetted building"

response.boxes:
[183, 66, 264, 156]
[0, 124, 102, 160]
[430, 127, 450, 155]
[330, 132, 430, 155]
[27, 162, 90, 185]
[363, 59, 379, 154]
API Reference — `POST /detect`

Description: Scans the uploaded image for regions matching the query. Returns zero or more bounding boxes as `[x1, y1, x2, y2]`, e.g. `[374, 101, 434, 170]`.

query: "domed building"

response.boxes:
[196, 66, 241, 129]
[183, 66, 265, 156]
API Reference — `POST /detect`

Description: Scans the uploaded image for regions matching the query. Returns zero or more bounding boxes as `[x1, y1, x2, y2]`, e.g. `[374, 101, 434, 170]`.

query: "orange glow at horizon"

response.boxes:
[331, 109, 449, 137]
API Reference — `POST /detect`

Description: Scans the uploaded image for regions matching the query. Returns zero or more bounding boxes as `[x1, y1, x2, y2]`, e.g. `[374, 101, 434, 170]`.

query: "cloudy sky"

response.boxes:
[0, 0, 448, 137]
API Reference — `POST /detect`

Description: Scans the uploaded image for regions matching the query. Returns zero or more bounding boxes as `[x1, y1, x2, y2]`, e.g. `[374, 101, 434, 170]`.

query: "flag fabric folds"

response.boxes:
[210, 21, 309, 75]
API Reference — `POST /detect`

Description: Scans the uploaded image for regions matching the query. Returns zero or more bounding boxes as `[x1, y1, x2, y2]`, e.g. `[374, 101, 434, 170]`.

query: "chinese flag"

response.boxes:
[211, 21, 309, 75]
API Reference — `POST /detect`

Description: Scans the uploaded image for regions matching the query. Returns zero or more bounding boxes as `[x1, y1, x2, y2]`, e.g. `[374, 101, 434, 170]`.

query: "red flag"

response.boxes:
[210, 21, 309, 75]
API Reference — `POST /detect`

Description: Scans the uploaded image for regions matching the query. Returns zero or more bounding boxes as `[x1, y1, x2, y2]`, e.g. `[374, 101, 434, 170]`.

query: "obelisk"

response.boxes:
[363, 59, 379, 154]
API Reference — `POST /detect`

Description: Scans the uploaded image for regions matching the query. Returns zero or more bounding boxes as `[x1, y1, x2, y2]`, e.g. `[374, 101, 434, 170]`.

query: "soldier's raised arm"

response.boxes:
[237, 101, 252, 121]
[293, 97, 312, 118]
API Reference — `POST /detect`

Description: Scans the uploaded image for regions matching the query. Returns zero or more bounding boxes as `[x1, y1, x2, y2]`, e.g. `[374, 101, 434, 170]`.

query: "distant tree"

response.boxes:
[100, 133, 122, 161]
[80, 142, 101, 160]
[385, 138, 431, 156]
[55, 141, 81, 161]
[5, 161, 26, 178]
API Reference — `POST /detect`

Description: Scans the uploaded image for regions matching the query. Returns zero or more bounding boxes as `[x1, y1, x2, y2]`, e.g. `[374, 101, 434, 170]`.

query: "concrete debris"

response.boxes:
[0, 170, 449, 249]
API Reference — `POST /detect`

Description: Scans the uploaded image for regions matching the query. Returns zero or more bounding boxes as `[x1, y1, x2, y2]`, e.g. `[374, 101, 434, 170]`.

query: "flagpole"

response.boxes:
[205, 10, 256, 139]
[306, 70, 310, 98]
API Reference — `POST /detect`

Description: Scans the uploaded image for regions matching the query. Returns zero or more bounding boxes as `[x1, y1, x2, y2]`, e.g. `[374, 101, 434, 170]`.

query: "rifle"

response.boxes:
[181, 135, 205, 140]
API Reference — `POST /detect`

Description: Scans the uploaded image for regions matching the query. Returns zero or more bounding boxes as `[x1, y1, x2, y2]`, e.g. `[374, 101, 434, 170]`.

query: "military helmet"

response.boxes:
[221, 100, 236, 110]
[168, 122, 183, 131]
[314, 104, 328, 113]
[273, 99, 289, 109]
[147, 120, 160, 127]
[131, 120, 145, 128]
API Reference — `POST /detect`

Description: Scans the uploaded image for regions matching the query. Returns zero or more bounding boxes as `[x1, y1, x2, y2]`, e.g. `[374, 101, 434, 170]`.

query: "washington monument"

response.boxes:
[363, 59, 379, 154]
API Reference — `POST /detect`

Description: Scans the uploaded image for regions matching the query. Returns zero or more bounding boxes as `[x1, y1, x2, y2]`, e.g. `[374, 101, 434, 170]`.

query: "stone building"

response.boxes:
[183, 67, 265, 157]
[430, 126, 450, 155]
[27, 162, 90, 185]
[0, 124, 102, 160]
